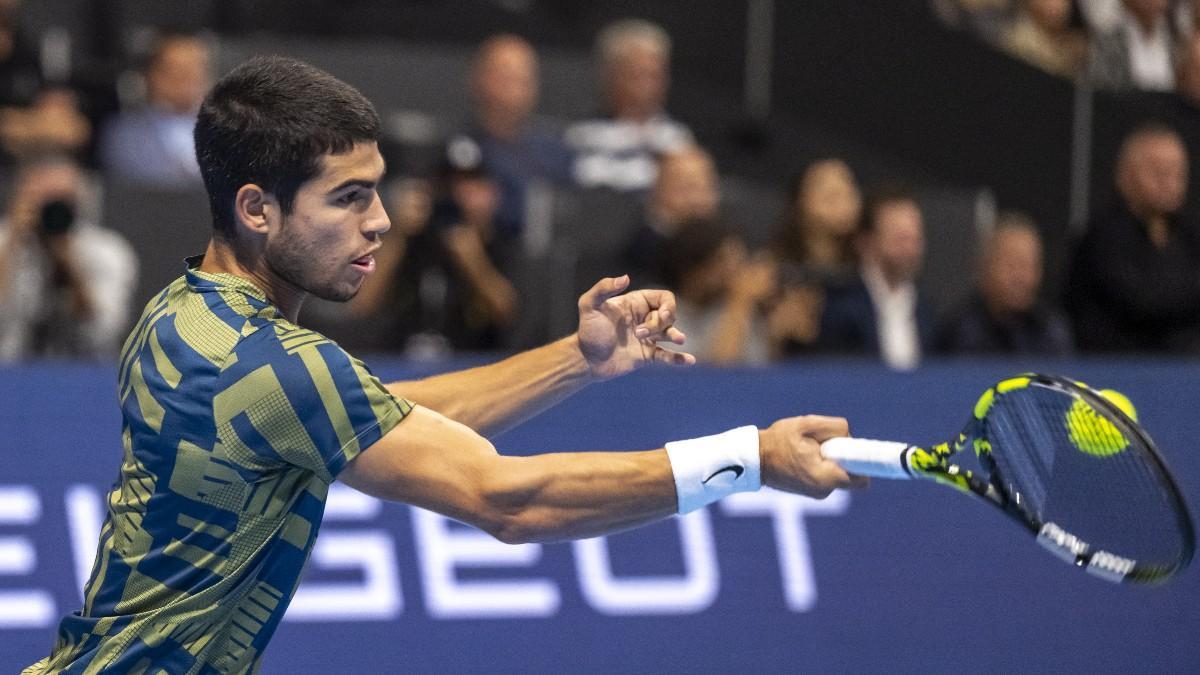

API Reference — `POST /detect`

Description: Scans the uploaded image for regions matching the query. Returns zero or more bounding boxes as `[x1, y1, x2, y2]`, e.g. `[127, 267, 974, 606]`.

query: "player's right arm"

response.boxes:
[338, 406, 865, 544]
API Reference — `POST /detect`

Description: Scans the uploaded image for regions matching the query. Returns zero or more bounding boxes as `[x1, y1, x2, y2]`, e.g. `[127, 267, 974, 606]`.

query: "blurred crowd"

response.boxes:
[2, 1, 1199, 367]
[936, 0, 1200, 96]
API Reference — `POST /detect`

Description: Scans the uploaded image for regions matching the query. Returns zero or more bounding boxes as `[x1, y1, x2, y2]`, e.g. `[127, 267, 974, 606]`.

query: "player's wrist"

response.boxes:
[567, 333, 602, 382]
[665, 425, 761, 513]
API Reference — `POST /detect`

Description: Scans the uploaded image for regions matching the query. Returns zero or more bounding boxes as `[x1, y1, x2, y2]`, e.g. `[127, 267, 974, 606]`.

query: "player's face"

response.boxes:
[264, 142, 391, 303]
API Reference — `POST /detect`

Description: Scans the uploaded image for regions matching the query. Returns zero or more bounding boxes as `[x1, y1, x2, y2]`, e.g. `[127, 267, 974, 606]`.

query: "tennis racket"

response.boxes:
[821, 373, 1195, 584]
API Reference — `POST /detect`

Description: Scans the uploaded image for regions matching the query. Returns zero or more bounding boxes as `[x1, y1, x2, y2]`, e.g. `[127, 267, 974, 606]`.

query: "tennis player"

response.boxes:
[25, 56, 864, 673]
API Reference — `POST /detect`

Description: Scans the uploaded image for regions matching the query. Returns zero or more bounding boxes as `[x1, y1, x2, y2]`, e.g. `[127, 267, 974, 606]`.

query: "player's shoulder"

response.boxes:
[216, 318, 390, 421]
[231, 318, 340, 364]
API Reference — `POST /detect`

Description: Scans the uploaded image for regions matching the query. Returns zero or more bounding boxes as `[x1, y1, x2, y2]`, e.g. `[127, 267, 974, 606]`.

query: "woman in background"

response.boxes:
[768, 159, 862, 356]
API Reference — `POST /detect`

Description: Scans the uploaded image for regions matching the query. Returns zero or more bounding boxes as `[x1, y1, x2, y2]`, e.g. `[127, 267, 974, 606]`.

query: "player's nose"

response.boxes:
[363, 193, 392, 237]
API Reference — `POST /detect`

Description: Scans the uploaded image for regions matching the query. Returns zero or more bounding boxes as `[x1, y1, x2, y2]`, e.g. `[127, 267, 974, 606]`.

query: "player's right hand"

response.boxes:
[759, 415, 869, 498]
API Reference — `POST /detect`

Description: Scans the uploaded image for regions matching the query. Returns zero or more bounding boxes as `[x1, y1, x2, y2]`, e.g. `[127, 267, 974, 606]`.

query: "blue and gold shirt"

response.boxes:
[26, 260, 411, 674]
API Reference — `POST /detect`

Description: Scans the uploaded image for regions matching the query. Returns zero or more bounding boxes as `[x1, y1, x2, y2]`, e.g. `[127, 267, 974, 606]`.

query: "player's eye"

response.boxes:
[337, 191, 361, 206]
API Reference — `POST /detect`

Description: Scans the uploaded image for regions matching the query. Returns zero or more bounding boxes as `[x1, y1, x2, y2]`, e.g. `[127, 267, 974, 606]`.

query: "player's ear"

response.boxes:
[233, 184, 278, 236]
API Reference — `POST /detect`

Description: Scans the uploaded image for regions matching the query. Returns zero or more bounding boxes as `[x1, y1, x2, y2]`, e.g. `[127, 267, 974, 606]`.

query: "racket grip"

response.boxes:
[820, 437, 913, 480]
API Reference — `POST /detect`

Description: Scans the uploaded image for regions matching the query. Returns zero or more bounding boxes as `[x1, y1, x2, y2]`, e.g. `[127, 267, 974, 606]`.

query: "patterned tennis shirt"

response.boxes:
[25, 258, 412, 674]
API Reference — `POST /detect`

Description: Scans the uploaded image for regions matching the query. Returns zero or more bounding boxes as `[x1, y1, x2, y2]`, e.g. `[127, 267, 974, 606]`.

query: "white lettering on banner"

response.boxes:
[321, 483, 383, 519]
[286, 533, 402, 621]
[0, 486, 55, 628]
[721, 488, 849, 612]
[573, 509, 718, 615]
[287, 484, 401, 621]
[411, 508, 560, 618]
[65, 484, 104, 603]
[1, 484, 854, 627]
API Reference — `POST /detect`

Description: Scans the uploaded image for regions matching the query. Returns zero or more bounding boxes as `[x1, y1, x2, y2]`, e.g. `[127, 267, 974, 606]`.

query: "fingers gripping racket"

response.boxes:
[821, 373, 1195, 584]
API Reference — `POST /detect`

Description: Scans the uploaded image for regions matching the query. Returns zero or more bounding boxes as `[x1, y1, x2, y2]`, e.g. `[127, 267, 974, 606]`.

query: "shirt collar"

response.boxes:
[861, 261, 916, 306]
[183, 254, 270, 303]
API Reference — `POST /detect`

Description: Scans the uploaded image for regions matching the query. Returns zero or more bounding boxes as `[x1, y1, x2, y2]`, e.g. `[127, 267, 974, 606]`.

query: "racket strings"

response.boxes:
[984, 385, 1188, 571]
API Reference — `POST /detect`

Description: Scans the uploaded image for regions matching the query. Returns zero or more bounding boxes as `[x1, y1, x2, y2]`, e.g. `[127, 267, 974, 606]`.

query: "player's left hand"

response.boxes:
[576, 275, 695, 380]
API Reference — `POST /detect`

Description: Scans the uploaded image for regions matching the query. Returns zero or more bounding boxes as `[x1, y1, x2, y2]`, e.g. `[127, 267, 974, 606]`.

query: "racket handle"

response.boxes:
[820, 437, 914, 480]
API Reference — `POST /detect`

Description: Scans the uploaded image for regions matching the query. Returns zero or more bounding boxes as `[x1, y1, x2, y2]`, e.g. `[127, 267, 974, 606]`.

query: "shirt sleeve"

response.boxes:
[214, 331, 413, 483]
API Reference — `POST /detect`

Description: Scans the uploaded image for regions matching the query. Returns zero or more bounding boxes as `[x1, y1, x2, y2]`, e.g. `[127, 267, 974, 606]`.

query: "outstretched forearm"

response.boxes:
[340, 406, 862, 546]
[339, 405, 676, 543]
[385, 335, 594, 437]
[480, 449, 677, 543]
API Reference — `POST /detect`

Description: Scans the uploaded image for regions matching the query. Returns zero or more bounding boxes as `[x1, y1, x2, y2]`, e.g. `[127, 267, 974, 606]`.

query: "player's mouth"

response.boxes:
[350, 253, 376, 274]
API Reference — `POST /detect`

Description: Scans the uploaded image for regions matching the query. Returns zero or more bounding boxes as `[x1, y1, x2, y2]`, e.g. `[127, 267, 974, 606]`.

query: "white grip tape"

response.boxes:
[665, 425, 761, 514]
[820, 437, 913, 480]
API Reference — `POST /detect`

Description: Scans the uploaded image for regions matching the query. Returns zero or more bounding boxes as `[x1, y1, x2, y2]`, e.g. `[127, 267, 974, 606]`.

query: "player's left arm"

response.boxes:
[385, 275, 695, 437]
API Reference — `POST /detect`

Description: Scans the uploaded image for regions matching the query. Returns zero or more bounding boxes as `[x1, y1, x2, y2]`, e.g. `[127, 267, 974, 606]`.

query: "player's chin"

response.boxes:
[311, 277, 364, 303]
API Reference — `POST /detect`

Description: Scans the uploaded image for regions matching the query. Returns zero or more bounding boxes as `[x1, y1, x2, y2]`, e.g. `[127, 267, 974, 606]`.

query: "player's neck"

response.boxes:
[198, 238, 308, 322]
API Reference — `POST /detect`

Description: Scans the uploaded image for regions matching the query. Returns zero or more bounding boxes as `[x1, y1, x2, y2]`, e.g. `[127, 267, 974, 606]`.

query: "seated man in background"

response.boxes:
[99, 31, 212, 187]
[818, 185, 936, 370]
[566, 18, 693, 193]
[937, 212, 1073, 356]
[624, 144, 720, 287]
[0, 154, 137, 360]
[658, 218, 776, 365]
[1066, 122, 1200, 352]
[446, 33, 574, 239]
[1088, 0, 1187, 91]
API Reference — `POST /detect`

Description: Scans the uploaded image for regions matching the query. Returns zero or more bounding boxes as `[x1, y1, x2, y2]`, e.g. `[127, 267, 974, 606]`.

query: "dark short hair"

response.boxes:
[660, 218, 735, 289]
[194, 56, 381, 237]
[859, 182, 917, 234]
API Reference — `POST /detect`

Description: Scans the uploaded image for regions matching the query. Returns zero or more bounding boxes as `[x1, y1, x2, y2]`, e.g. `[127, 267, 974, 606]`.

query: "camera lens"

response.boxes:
[39, 200, 75, 236]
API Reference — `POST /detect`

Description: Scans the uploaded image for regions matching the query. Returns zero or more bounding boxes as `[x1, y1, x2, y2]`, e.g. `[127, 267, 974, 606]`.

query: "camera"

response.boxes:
[39, 200, 76, 236]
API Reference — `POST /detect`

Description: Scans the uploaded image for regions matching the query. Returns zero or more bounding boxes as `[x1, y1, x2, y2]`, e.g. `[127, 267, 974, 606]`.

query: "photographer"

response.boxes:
[0, 155, 137, 360]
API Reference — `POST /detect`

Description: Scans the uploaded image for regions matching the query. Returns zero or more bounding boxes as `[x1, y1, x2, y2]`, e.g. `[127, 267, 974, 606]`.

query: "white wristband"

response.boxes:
[665, 425, 761, 513]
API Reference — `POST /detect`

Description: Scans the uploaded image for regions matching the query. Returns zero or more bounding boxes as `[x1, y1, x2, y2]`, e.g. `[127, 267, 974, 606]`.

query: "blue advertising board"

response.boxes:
[2, 359, 1198, 673]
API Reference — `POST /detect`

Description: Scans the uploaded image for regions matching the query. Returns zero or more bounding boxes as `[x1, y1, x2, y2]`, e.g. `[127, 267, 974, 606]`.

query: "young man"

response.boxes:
[25, 56, 863, 673]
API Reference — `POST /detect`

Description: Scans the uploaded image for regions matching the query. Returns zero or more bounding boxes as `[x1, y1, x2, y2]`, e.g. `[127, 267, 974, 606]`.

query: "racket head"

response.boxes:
[909, 373, 1195, 584]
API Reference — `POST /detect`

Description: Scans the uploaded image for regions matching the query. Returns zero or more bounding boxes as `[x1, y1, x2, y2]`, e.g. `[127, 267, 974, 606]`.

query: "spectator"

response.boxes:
[447, 34, 573, 238]
[0, 88, 91, 162]
[0, 1, 90, 164]
[624, 144, 720, 287]
[347, 142, 521, 355]
[818, 185, 937, 370]
[0, 155, 137, 360]
[659, 218, 776, 365]
[566, 18, 693, 192]
[1065, 123, 1200, 351]
[99, 32, 212, 187]
[770, 159, 863, 355]
[1089, 0, 1188, 90]
[937, 212, 1074, 355]
[1001, 0, 1089, 77]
